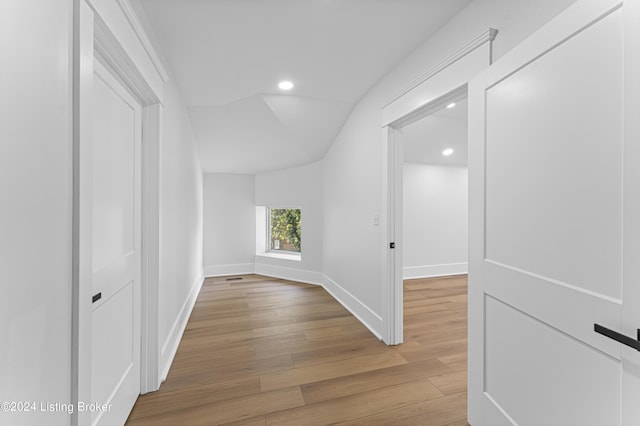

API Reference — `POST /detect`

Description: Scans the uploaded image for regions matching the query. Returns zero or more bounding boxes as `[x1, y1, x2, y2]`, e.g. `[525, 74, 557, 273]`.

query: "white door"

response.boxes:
[468, 0, 640, 424]
[91, 59, 142, 426]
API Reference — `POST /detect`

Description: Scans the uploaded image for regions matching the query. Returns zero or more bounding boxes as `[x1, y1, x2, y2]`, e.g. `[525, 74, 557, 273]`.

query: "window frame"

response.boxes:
[266, 206, 302, 255]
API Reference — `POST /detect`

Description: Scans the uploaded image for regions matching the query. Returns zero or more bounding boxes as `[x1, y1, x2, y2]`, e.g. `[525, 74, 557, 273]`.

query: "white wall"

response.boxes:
[203, 173, 256, 276]
[322, 0, 578, 337]
[255, 161, 324, 283]
[403, 163, 468, 279]
[158, 79, 205, 378]
[0, 2, 72, 425]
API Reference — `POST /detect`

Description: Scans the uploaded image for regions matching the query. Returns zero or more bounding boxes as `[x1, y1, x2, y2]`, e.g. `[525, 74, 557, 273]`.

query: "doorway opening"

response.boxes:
[381, 28, 496, 346]
[401, 96, 469, 340]
[402, 98, 468, 280]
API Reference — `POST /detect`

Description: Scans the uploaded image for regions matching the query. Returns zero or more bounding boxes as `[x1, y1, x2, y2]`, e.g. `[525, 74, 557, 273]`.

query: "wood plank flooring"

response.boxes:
[126, 274, 468, 425]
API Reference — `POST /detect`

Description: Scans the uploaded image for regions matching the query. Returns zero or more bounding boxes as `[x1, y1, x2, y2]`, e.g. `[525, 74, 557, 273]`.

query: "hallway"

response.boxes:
[126, 275, 468, 425]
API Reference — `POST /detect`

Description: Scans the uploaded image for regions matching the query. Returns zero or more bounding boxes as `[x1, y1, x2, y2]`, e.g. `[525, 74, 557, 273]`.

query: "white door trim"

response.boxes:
[72, 1, 163, 424]
[380, 29, 496, 345]
[622, 0, 640, 422]
[382, 125, 403, 345]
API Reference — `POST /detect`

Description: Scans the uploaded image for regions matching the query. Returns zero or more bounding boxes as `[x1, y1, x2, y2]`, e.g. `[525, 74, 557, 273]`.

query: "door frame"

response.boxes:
[380, 29, 497, 345]
[72, 1, 167, 424]
[622, 0, 640, 422]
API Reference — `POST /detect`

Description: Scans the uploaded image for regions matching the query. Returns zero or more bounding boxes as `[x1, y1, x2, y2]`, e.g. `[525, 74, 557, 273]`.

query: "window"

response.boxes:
[268, 208, 301, 253]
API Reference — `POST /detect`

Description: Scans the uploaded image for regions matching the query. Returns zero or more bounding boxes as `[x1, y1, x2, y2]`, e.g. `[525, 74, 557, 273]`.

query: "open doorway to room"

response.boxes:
[400, 97, 469, 369]
[402, 98, 468, 281]
[381, 29, 496, 347]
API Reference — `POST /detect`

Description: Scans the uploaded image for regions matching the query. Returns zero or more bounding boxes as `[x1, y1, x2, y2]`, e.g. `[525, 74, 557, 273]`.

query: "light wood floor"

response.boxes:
[126, 274, 468, 425]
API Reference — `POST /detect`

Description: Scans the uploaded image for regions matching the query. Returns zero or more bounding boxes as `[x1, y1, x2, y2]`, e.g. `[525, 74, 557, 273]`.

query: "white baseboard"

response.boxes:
[204, 263, 255, 277]
[321, 274, 384, 340]
[403, 262, 468, 280]
[160, 274, 204, 381]
[254, 262, 324, 286]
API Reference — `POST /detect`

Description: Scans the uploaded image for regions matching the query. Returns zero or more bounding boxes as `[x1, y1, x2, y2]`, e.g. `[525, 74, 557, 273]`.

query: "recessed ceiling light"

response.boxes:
[446, 102, 456, 109]
[442, 148, 454, 156]
[278, 81, 294, 90]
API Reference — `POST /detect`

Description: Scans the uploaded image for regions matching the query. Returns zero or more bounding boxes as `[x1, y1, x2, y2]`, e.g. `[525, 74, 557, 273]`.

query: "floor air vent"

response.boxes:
[225, 277, 243, 281]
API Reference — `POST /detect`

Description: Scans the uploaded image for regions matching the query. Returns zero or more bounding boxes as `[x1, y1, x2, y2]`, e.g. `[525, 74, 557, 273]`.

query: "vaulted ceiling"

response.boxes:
[134, 0, 472, 173]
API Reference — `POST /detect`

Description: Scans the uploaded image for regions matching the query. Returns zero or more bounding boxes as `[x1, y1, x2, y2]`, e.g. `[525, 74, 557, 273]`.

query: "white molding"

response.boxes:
[85, 0, 164, 101]
[72, 3, 95, 425]
[256, 252, 301, 261]
[380, 126, 391, 344]
[403, 263, 468, 280]
[388, 85, 468, 130]
[160, 274, 204, 381]
[94, 17, 158, 104]
[382, 28, 497, 127]
[384, 28, 498, 108]
[622, 0, 640, 424]
[204, 263, 255, 278]
[115, 0, 169, 83]
[254, 263, 325, 286]
[140, 103, 161, 394]
[383, 126, 404, 345]
[322, 274, 384, 341]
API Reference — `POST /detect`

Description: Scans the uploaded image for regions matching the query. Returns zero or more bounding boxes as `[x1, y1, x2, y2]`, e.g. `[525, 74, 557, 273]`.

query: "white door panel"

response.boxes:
[92, 254, 135, 311]
[483, 261, 622, 360]
[91, 59, 141, 426]
[485, 296, 620, 426]
[92, 70, 136, 272]
[92, 282, 136, 424]
[484, 7, 623, 299]
[469, 0, 640, 424]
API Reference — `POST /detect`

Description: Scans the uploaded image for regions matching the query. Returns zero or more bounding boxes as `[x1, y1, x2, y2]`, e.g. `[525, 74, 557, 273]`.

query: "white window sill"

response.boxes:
[256, 252, 301, 261]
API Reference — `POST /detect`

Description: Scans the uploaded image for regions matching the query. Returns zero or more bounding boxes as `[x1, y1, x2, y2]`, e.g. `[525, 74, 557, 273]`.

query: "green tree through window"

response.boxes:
[270, 208, 301, 252]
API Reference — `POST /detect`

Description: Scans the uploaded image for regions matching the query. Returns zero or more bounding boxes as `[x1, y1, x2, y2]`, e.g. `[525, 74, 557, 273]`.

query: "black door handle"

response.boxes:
[594, 324, 640, 351]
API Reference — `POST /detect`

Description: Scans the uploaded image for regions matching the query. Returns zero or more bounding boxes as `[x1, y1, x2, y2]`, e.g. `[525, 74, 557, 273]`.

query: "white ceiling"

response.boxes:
[135, 0, 472, 173]
[403, 98, 468, 166]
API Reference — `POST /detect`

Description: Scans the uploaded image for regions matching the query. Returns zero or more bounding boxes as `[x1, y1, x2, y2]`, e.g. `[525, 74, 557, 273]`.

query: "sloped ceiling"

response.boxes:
[135, 0, 472, 173]
[189, 94, 354, 173]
